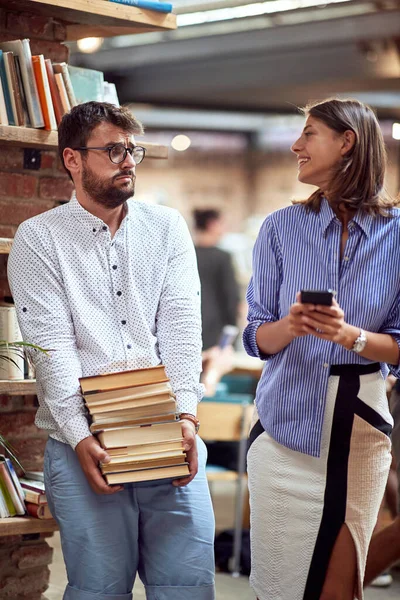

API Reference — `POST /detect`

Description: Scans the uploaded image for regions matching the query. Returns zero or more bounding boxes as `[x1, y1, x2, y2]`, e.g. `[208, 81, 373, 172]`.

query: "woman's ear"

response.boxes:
[63, 147, 80, 178]
[340, 130, 356, 156]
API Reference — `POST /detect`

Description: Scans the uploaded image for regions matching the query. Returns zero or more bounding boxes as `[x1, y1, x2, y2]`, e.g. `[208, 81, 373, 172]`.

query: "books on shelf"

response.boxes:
[25, 501, 53, 519]
[108, 0, 173, 12]
[80, 365, 189, 484]
[0, 303, 24, 380]
[0, 470, 54, 520]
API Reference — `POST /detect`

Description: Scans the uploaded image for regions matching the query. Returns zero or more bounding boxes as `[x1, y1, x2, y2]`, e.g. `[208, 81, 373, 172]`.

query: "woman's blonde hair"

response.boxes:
[295, 98, 398, 215]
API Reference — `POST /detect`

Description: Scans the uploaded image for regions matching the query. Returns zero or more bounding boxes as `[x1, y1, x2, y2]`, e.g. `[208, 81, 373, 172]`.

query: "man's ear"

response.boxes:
[63, 148, 81, 177]
[340, 130, 356, 156]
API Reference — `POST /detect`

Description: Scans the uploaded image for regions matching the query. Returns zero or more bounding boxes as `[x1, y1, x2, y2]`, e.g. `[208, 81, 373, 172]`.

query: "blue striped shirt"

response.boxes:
[243, 198, 400, 457]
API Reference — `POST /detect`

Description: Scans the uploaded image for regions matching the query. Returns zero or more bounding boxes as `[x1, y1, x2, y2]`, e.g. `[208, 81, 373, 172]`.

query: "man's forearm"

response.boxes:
[255, 316, 295, 356]
[364, 518, 400, 586]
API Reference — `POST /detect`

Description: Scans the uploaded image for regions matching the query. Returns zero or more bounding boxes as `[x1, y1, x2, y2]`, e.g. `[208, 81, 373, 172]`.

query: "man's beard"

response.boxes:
[82, 163, 135, 209]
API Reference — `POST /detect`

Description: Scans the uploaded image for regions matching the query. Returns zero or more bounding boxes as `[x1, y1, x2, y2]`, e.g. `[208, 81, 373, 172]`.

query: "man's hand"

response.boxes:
[75, 436, 123, 495]
[172, 419, 198, 487]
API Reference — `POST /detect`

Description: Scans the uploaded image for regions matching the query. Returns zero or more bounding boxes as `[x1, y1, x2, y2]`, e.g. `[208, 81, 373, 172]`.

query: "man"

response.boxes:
[364, 378, 400, 586]
[8, 102, 215, 600]
[193, 208, 240, 351]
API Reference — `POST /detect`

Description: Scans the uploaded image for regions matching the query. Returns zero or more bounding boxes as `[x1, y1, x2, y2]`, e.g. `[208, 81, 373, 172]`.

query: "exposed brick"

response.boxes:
[0, 225, 15, 237]
[0, 173, 37, 200]
[10, 438, 47, 472]
[0, 566, 50, 597]
[0, 411, 38, 437]
[11, 542, 53, 570]
[39, 177, 74, 201]
[0, 277, 11, 299]
[5, 12, 56, 41]
[0, 200, 54, 227]
[40, 151, 57, 171]
[0, 146, 23, 170]
[29, 38, 69, 63]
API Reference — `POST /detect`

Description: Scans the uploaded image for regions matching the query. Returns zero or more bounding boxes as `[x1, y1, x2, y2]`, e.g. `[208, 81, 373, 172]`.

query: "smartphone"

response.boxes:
[218, 325, 239, 348]
[300, 290, 333, 306]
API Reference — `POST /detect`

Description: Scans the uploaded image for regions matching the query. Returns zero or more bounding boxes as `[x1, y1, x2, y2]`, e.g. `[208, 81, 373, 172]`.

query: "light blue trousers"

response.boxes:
[44, 436, 215, 600]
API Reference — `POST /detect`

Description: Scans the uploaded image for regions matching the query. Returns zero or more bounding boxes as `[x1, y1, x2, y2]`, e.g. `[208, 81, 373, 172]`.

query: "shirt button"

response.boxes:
[22, 307, 27, 312]
[92, 228, 96, 233]
[323, 363, 329, 368]
[112, 265, 117, 270]
[102, 226, 107, 231]
[117, 291, 122, 296]
[344, 256, 349, 261]
[127, 344, 132, 349]
[121, 320, 126, 325]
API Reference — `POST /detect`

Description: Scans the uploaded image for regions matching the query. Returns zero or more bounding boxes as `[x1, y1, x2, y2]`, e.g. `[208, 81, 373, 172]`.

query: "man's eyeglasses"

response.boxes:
[73, 143, 146, 165]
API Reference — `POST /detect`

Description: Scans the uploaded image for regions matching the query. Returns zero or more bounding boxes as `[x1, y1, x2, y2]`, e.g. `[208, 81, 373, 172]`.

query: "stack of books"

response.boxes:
[19, 472, 53, 519]
[80, 365, 190, 484]
[0, 38, 119, 131]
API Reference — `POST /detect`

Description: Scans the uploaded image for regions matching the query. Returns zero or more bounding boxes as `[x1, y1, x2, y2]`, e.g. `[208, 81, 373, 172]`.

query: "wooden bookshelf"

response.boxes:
[0, 516, 58, 537]
[0, 126, 168, 158]
[0, 380, 37, 395]
[0, 238, 12, 254]
[1, 0, 177, 40]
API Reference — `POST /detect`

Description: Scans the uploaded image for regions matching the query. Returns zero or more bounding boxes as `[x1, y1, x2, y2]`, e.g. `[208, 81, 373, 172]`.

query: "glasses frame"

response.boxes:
[72, 143, 146, 165]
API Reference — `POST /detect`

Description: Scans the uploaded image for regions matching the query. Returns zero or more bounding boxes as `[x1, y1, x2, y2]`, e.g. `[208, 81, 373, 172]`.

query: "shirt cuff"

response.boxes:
[386, 333, 400, 378]
[243, 321, 273, 361]
[61, 414, 92, 450]
[176, 389, 202, 417]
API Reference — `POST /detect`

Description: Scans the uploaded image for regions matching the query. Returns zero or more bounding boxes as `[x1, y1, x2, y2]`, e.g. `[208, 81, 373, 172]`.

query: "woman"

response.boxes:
[244, 98, 400, 600]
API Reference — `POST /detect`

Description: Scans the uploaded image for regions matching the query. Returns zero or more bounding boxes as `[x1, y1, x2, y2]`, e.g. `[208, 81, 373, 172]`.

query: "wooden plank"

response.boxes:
[0, 516, 58, 537]
[0, 380, 37, 395]
[0, 238, 12, 254]
[0, 0, 176, 39]
[0, 126, 168, 158]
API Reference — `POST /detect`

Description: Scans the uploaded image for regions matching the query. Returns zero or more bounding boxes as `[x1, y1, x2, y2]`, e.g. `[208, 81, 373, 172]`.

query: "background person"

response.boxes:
[244, 98, 400, 600]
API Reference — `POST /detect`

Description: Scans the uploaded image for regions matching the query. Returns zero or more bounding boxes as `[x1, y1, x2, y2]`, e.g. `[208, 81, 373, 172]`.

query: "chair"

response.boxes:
[198, 390, 254, 576]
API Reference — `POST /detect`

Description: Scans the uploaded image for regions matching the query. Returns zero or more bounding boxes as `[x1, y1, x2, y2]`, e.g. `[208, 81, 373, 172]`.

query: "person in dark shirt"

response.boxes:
[193, 209, 240, 350]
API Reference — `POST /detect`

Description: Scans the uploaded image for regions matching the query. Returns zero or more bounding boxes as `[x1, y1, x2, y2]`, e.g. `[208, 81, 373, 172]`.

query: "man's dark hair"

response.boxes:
[193, 209, 221, 231]
[58, 101, 144, 179]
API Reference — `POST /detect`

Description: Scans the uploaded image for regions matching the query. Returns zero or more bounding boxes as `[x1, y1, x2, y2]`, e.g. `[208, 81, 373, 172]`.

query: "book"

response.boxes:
[68, 65, 104, 104]
[108, 0, 173, 12]
[0, 485, 9, 518]
[80, 365, 168, 395]
[0, 464, 17, 516]
[22, 471, 44, 483]
[105, 463, 189, 485]
[21, 487, 47, 505]
[53, 63, 77, 107]
[4, 457, 26, 507]
[32, 55, 57, 131]
[19, 477, 46, 493]
[14, 56, 31, 126]
[3, 51, 24, 126]
[84, 380, 173, 405]
[0, 50, 13, 125]
[0, 304, 24, 380]
[0, 460, 25, 515]
[25, 502, 53, 519]
[102, 455, 186, 473]
[103, 81, 119, 106]
[0, 39, 44, 128]
[104, 447, 185, 465]
[44, 59, 64, 124]
[90, 398, 176, 421]
[54, 72, 71, 114]
[97, 420, 183, 449]
[106, 439, 183, 457]
[0, 77, 8, 126]
[90, 411, 177, 433]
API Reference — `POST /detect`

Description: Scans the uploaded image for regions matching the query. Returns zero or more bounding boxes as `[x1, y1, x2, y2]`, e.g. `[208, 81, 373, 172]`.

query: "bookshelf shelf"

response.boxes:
[1, 0, 177, 40]
[0, 380, 37, 395]
[0, 238, 12, 254]
[0, 126, 169, 158]
[0, 516, 58, 537]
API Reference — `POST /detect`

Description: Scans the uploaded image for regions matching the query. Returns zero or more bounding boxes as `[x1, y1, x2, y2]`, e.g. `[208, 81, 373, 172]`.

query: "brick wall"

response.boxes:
[0, 7, 69, 598]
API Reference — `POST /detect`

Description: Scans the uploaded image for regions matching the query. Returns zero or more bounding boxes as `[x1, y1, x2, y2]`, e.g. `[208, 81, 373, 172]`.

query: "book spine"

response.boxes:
[0, 464, 17, 516]
[5, 457, 26, 507]
[0, 459, 25, 514]
[44, 59, 64, 124]
[0, 77, 9, 125]
[3, 52, 19, 125]
[32, 56, 57, 131]
[20, 39, 44, 128]
[53, 63, 77, 107]
[0, 51, 14, 125]
[108, 0, 173, 11]
[54, 73, 71, 113]
[6, 52, 25, 126]
[14, 56, 30, 126]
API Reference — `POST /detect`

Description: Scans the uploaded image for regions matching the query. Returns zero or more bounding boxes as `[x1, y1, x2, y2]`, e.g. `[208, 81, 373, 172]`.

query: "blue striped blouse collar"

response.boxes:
[319, 197, 373, 238]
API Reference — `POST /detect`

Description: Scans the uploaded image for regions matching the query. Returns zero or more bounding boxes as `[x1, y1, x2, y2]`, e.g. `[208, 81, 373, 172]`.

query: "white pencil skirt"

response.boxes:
[247, 363, 392, 600]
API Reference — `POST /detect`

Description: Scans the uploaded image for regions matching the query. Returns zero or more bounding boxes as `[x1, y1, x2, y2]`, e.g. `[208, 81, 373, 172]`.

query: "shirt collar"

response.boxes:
[68, 192, 130, 236]
[319, 196, 372, 238]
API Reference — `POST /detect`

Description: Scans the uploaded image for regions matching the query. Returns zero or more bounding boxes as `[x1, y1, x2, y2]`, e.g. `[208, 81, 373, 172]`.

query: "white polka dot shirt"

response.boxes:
[8, 193, 203, 449]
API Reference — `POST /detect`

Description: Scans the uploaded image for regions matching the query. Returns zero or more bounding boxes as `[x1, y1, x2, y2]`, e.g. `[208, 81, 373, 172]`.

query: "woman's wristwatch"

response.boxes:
[351, 328, 367, 353]
[179, 413, 200, 433]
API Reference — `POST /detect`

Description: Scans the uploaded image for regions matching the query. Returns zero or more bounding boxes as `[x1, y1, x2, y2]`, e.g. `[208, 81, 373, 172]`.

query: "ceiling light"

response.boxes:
[392, 123, 400, 140]
[171, 135, 192, 151]
[77, 37, 104, 53]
